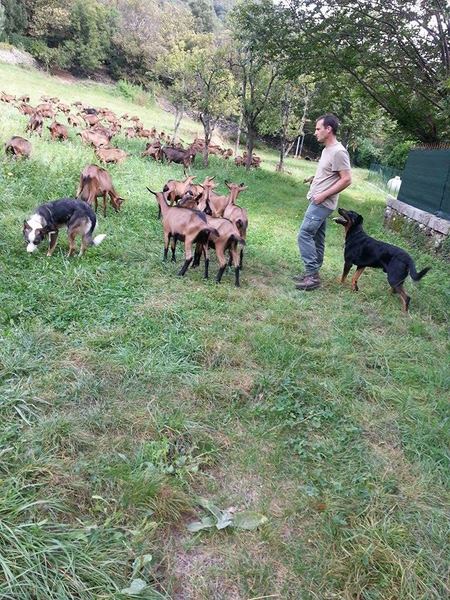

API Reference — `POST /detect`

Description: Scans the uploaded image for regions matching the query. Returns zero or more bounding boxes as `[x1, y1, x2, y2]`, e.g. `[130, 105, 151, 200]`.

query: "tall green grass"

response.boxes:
[0, 62, 449, 599]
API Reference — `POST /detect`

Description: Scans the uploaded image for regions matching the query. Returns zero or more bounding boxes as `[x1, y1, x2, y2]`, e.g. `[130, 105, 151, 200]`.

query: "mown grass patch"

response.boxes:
[0, 62, 449, 599]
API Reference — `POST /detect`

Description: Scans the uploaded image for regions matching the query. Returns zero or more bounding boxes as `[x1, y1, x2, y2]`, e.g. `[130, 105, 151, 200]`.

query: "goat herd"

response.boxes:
[2, 90, 252, 286]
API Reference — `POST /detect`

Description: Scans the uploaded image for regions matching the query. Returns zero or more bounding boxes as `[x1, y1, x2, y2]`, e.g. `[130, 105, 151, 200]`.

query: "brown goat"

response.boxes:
[57, 102, 71, 114]
[163, 175, 197, 207]
[83, 113, 100, 127]
[35, 103, 54, 118]
[26, 113, 44, 136]
[77, 164, 126, 216]
[18, 103, 34, 116]
[18, 94, 30, 103]
[147, 188, 218, 276]
[223, 202, 248, 268]
[141, 141, 162, 161]
[48, 121, 68, 141]
[1, 92, 15, 103]
[95, 147, 128, 164]
[125, 127, 137, 139]
[5, 136, 32, 158]
[197, 180, 247, 218]
[178, 193, 245, 286]
[79, 130, 110, 148]
[68, 115, 83, 127]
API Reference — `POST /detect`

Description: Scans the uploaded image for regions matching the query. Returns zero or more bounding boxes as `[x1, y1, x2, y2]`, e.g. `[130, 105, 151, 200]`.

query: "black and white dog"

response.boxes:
[23, 198, 106, 256]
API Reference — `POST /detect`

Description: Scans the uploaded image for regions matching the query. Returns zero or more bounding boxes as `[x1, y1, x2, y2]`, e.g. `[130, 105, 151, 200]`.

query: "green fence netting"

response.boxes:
[398, 148, 450, 221]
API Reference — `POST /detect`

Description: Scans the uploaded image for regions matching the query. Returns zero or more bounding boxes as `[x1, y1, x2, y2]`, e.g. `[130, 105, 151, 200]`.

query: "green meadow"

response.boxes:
[0, 63, 449, 600]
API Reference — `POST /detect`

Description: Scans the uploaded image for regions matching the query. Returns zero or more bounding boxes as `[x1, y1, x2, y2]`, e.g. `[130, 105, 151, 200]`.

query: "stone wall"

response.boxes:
[384, 195, 450, 257]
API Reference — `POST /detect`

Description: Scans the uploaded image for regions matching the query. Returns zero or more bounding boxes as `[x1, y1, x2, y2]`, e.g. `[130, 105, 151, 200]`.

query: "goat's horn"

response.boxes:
[146, 187, 157, 195]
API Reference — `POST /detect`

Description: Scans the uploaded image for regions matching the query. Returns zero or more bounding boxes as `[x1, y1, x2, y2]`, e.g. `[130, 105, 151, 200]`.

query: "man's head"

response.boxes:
[315, 114, 340, 144]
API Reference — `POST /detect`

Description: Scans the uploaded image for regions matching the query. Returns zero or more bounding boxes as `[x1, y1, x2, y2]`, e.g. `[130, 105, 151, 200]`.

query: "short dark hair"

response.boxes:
[316, 113, 340, 135]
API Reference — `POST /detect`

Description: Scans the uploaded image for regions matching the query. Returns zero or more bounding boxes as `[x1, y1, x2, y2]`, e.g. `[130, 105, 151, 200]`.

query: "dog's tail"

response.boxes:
[92, 234, 106, 246]
[408, 257, 431, 281]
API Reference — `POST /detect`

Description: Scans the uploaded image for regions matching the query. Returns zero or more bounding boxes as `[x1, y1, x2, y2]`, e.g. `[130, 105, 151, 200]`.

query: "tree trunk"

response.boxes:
[235, 110, 243, 156]
[173, 106, 183, 142]
[201, 113, 212, 168]
[245, 127, 255, 170]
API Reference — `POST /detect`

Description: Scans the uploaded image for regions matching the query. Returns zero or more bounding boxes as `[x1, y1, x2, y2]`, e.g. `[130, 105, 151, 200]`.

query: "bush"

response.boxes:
[115, 79, 155, 106]
[353, 139, 382, 168]
[381, 140, 416, 169]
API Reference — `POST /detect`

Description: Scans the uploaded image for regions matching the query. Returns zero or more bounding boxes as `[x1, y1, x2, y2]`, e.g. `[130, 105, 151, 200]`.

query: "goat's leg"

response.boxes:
[103, 193, 108, 217]
[239, 247, 244, 269]
[203, 244, 210, 279]
[192, 243, 202, 268]
[178, 240, 193, 276]
[163, 232, 170, 261]
[231, 244, 241, 287]
[170, 237, 177, 262]
[215, 243, 227, 284]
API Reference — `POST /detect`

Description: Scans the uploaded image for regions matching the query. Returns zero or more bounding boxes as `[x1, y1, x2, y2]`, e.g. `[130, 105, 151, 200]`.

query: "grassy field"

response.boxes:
[0, 62, 449, 600]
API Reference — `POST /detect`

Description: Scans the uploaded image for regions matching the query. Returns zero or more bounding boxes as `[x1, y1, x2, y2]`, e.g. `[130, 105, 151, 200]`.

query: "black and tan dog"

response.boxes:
[23, 198, 106, 257]
[334, 208, 430, 311]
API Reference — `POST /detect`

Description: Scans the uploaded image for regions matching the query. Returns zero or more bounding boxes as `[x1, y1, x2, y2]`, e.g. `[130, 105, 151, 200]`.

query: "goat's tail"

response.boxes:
[408, 257, 431, 281]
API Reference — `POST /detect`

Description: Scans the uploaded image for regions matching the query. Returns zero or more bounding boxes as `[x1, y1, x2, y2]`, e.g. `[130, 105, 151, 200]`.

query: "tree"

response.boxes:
[259, 76, 313, 171]
[279, 0, 450, 143]
[62, 0, 116, 74]
[229, 2, 286, 169]
[1, 0, 27, 39]
[106, 0, 194, 84]
[183, 39, 238, 166]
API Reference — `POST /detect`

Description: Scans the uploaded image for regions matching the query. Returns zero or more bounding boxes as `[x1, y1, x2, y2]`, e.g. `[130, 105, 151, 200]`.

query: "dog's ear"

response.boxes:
[23, 220, 31, 230]
[356, 214, 364, 225]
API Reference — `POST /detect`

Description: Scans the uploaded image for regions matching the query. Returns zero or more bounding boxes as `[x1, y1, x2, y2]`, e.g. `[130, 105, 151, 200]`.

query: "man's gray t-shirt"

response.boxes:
[307, 142, 351, 210]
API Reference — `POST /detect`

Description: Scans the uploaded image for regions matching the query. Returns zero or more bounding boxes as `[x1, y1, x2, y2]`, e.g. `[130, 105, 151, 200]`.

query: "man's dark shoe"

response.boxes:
[292, 273, 307, 282]
[296, 273, 321, 290]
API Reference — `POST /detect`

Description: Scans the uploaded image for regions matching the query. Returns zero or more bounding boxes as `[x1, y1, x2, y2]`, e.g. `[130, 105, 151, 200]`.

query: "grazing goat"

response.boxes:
[95, 147, 128, 164]
[84, 113, 100, 127]
[77, 164, 126, 216]
[161, 145, 198, 174]
[68, 115, 83, 127]
[5, 136, 32, 158]
[48, 121, 68, 141]
[79, 129, 110, 148]
[141, 141, 162, 161]
[26, 113, 44, 136]
[35, 103, 54, 118]
[18, 94, 30, 103]
[147, 188, 218, 277]
[1, 92, 15, 103]
[18, 103, 34, 116]
[57, 102, 71, 114]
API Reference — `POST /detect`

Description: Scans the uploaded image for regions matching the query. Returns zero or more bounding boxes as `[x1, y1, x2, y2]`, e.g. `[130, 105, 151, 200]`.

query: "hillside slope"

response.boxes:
[0, 62, 448, 600]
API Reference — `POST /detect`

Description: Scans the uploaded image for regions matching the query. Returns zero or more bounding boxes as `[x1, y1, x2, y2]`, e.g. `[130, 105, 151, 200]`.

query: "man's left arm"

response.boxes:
[312, 170, 352, 205]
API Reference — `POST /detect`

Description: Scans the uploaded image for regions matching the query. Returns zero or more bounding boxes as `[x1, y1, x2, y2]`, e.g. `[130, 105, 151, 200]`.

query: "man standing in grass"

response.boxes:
[295, 114, 352, 290]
